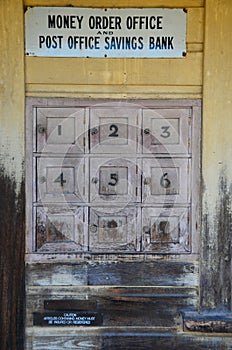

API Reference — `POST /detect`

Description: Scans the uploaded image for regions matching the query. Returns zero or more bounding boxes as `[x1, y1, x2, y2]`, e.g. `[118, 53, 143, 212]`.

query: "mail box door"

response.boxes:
[35, 206, 88, 253]
[142, 108, 190, 154]
[36, 157, 88, 203]
[90, 157, 140, 203]
[89, 207, 140, 252]
[36, 108, 86, 153]
[142, 158, 189, 204]
[89, 107, 139, 154]
[142, 207, 190, 253]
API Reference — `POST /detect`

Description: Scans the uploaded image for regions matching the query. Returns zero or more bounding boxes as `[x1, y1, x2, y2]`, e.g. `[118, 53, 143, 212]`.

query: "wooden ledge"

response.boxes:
[181, 310, 232, 333]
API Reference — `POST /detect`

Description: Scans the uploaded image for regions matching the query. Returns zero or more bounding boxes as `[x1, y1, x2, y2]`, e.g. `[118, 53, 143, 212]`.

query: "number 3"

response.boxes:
[160, 126, 171, 138]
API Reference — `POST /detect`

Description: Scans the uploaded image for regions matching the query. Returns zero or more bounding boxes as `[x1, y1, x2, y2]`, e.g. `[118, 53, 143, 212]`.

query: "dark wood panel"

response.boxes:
[88, 261, 198, 286]
[0, 169, 25, 350]
[26, 260, 198, 287]
[30, 331, 232, 350]
[26, 286, 197, 327]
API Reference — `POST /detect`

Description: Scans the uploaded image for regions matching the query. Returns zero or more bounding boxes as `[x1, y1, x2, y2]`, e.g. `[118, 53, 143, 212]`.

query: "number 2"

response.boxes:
[109, 124, 119, 137]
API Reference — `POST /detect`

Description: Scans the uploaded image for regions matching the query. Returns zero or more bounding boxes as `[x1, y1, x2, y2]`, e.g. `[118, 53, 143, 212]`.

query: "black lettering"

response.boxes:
[156, 37, 162, 49]
[138, 37, 144, 49]
[126, 16, 133, 29]
[149, 36, 173, 50]
[126, 15, 163, 30]
[157, 16, 163, 29]
[76, 16, 83, 29]
[67, 36, 100, 50]
[39, 35, 45, 48]
[168, 36, 174, 49]
[104, 36, 144, 50]
[39, 35, 63, 49]
[63, 15, 70, 28]
[56, 15, 62, 29]
[48, 15, 55, 28]
[109, 124, 118, 137]
[149, 37, 155, 50]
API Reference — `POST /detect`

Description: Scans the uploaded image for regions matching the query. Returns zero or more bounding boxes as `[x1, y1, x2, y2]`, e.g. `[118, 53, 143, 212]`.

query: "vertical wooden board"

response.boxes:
[201, 0, 232, 310]
[0, 1, 25, 350]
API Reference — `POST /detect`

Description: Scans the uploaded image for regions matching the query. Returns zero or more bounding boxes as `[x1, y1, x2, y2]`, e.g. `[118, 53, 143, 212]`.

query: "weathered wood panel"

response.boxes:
[201, 0, 232, 311]
[88, 261, 198, 286]
[27, 329, 232, 350]
[26, 261, 198, 286]
[26, 286, 197, 327]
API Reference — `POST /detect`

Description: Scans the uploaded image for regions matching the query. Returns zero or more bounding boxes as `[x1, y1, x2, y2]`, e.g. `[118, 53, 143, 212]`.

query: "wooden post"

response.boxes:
[0, 1, 25, 349]
[201, 0, 232, 310]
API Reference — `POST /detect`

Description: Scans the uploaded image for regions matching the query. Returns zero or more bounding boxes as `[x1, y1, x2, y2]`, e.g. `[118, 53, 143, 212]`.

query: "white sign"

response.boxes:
[25, 7, 186, 58]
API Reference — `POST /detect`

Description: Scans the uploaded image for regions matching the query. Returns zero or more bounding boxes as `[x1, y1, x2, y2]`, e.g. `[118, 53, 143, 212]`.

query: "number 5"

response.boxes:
[108, 173, 118, 186]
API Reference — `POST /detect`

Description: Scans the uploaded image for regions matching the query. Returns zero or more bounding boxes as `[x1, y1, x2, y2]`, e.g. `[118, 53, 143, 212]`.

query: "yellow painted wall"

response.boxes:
[0, 0, 25, 190]
[202, 0, 232, 201]
[24, 0, 204, 99]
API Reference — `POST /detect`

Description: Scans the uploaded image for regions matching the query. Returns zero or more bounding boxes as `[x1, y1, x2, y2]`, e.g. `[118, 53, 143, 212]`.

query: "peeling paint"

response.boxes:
[0, 166, 25, 350]
[201, 169, 232, 311]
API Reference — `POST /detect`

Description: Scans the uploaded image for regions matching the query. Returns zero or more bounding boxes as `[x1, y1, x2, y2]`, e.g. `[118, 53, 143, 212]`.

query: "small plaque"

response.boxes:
[34, 311, 103, 326]
[44, 300, 97, 310]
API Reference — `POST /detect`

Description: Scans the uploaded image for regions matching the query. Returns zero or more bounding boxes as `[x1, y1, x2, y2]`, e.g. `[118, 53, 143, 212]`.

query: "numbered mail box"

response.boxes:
[142, 158, 189, 204]
[142, 207, 190, 253]
[90, 157, 140, 203]
[89, 107, 139, 154]
[36, 108, 86, 153]
[36, 157, 88, 203]
[142, 109, 190, 154]
[89, 206, 140, 252]
[35, 206, 88, 253]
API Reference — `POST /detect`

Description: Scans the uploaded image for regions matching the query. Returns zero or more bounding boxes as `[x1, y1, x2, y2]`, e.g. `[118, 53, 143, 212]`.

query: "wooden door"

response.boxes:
[26, 98, 201, 349]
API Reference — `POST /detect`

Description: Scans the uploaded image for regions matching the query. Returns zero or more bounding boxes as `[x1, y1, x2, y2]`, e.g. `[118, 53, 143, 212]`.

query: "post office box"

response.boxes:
[142, 109, 190, 154]
[36, 157, 88, 203]
[142, 207, 190, 253]
[89, 206, 140, 252]
[89, 107, 140, 153]
[35, 206, 88, 253]
[36, 108, 86, 153]
[89, 157, 140, 203]
[142, 158, 190, 204]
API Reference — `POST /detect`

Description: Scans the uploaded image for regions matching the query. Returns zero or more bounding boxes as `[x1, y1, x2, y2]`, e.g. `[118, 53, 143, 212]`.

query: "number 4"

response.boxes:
[54, 172, 66, 187]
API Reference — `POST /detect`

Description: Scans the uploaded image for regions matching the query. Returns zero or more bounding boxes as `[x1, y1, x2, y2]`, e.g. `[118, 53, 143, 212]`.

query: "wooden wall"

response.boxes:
[1, 0, 232, 349]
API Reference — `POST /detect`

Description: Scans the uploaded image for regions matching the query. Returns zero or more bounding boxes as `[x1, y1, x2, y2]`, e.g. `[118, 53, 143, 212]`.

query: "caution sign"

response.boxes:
[25, 7, 187, 58]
